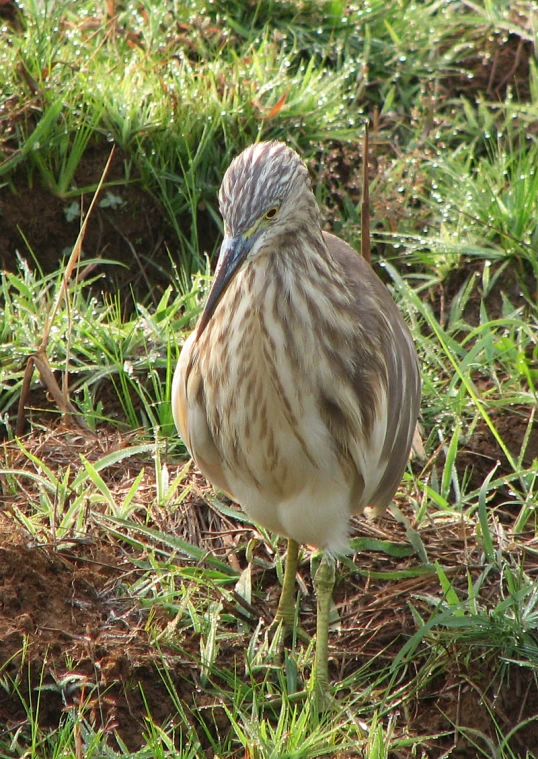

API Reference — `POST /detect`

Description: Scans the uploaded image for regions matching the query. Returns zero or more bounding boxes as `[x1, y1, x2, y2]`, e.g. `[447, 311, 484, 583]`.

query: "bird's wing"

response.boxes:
[172, 331, 234, 497]
[323, 232, 421, 513]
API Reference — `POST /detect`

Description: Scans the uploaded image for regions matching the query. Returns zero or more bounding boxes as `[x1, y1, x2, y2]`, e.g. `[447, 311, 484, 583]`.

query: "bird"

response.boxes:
[172, 140, 421, 704]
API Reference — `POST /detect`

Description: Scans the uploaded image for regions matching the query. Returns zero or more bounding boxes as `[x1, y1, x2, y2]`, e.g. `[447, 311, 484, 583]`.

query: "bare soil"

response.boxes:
[0, 146, 181, 307]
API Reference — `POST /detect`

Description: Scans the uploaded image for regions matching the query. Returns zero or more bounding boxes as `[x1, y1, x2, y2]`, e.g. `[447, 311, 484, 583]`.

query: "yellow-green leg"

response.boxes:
[313, 552, 335, 707]
[275, 537, 300, 632]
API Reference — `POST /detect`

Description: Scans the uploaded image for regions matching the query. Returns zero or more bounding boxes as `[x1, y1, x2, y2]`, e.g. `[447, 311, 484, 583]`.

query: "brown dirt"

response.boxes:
[460, 405, 538, 492]
[1, 420, 537, 756]
[0, 432, 200, 748]
[425, 402, 538, 509]
[0, 146, 179, 307]
[0, 512, 189, 745]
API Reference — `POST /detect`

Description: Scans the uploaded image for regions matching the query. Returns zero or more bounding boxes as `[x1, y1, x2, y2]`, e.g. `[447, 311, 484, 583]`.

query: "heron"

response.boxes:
[172, 141, 421, 702]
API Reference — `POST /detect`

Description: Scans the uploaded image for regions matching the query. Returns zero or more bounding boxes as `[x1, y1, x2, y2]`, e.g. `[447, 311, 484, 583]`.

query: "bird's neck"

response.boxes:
[265, 231, 354, 319]
[197, 230, 354, 359]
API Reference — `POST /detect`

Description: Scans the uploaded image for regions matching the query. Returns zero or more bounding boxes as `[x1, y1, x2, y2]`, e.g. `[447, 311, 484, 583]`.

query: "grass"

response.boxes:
[1, 0, 538, 757]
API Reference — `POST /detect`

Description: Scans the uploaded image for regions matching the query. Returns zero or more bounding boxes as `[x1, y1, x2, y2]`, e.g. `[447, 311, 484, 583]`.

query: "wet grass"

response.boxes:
[1, 0, 538, 757]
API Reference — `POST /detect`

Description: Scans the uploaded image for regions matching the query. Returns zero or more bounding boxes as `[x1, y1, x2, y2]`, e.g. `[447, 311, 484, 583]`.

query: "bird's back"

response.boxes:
[321, 232, 420, 512]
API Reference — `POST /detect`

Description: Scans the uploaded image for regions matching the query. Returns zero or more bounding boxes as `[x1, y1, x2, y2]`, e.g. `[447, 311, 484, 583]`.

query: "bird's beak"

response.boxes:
[197, 234, 253, 337]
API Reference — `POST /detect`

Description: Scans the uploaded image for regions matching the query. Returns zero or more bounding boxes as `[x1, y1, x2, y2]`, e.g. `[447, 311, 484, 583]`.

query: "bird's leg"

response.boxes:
[274, 537, 300, 633]
[313, 551, 335, 706]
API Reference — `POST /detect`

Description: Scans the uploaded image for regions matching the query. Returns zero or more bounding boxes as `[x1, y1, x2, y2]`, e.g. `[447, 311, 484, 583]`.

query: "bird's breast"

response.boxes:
[195, 264, 343, 500]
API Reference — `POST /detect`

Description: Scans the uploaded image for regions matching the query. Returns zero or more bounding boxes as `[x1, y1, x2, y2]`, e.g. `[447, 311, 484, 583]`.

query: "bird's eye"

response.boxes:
[265, 206, 279, 220]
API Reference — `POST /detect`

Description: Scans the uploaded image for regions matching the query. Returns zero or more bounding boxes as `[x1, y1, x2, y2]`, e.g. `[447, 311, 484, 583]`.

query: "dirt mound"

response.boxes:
[0, 512, 195, 747]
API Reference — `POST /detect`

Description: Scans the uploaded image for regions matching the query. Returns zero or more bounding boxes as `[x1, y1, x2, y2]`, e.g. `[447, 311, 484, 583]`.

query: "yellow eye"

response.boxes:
[265, 206, 279, 220]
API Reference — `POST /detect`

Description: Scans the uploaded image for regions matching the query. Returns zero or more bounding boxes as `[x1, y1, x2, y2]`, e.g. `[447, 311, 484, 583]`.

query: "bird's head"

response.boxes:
[197, 141, 320, 336]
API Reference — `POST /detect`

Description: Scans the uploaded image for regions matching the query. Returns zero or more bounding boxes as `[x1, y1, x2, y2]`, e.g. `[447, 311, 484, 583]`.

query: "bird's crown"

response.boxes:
[218, 141, 311, 235]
